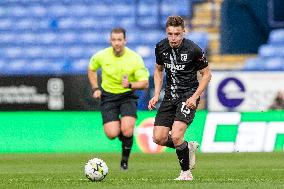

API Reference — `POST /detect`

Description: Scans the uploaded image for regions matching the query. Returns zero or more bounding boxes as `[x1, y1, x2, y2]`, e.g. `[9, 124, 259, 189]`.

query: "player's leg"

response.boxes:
[101, 99, 121, 139]
[153, 99, 175, 148]
[119, 97, 137, 170]
[174, 100, 199, 177]
[120, 116, 135, 170]
[171, 121, 193, 180]
[153, 126, 171, 146]
[104, 121, 121, 139]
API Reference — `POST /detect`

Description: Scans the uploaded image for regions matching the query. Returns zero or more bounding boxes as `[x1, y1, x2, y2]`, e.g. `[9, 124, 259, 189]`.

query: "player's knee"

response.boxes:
[121, 130, 133, 137]
[105, 131, 119, 140]
[171, 135, 182, 146]
[106, 134, 116, 140]
[153, 135, 167, 145]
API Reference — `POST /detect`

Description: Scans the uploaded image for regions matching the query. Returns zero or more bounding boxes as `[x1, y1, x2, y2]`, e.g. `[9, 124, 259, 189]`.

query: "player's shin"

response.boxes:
[175, 141, 190, 171]
[120, 135, 133, 170]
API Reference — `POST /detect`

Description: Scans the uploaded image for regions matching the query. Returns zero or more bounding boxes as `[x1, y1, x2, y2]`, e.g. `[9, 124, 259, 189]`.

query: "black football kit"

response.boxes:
[154, 38, 208, 127]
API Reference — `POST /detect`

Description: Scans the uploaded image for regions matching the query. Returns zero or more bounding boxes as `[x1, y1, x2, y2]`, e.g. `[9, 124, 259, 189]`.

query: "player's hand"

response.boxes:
[93, 89, 102, 99]
[148, 96, 159, 110]
[122, 75, 129, 88]
[185, 96, 197, 109]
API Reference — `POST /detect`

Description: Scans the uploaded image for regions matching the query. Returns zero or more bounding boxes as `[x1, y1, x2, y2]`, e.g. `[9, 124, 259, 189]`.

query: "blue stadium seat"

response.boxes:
[185, 32, 209, 51]
[143, 59, 155, 76]
[69, 59, 89, 74]
[161, 0, 191, 16]
[119, 17, 136, 28]
[15, 18, 36, 30]
[56, 32, 78, 44]
[258, 44, 284, 57]
[3, 47, 23, 58]
[131, 45, 153, 60]
[135, 15, 159, 28]
[28, 5, 47, 18]
[4, 60, 28, 75]
[137, 1, 159, 16]
[79, 32, 105, 44]
[243, 57, 263, 70]
[135, 0, 192, 29]
[263, 57, 284, 70]
[268, 29, 284, 45]
[0, 32, 14, 45]
[0, 18, 13, 30]
[23, 46, 45, 58]
[47, 5, 69, 17]
[127, 30, 164, 45]
[135, 0, 159, 28]
[4, 6, 29, 17]
[243, 57, 284, 71]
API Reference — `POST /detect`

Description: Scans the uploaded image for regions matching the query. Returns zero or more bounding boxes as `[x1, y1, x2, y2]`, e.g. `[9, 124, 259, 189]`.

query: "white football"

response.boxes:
[84, 158, 108, 181]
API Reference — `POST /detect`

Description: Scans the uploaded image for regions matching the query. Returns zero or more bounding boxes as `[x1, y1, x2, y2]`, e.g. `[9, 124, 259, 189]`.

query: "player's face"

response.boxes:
[110, 32, 126, 56]
[166, 26, 185, 48]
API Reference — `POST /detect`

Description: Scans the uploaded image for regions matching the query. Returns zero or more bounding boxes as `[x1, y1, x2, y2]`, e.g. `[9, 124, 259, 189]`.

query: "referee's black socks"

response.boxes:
[120, 134, 133, 163]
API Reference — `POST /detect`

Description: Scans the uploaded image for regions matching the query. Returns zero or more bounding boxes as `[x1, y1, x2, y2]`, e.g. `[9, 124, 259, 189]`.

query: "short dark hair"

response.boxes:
[166, 16, 185, 29]
[111, 27, 126, 38]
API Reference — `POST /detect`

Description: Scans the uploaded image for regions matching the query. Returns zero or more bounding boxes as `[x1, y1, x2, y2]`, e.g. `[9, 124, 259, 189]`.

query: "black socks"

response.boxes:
[175, 141, 189, 171]
[165, 134, 175, 149]
[119, 134, 133, 163]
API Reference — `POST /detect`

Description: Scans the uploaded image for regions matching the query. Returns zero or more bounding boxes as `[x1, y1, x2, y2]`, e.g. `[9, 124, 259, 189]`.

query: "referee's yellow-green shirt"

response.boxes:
[89, 47, 149, 94]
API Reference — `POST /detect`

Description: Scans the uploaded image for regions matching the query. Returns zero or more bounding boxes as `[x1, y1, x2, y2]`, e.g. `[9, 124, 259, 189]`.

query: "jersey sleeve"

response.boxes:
[193, 45, 208, 71]
[134, 56, 150, 81]
[88, 52, 101, 71]
[155, 45, 163, 65]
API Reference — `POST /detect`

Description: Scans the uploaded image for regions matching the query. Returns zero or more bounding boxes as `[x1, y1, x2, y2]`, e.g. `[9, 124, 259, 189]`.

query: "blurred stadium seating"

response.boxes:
[0, 0, 209, 76]
[243, 29, 284, 70]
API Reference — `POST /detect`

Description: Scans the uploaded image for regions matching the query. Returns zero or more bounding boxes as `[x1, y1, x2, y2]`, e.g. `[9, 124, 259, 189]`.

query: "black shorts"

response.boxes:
[154, 95, 199, 128]
[100, 90, 138, 124]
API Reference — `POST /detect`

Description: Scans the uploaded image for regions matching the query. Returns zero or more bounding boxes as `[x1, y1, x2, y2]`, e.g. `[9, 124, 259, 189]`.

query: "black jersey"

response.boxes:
[155, 38, 208, 99]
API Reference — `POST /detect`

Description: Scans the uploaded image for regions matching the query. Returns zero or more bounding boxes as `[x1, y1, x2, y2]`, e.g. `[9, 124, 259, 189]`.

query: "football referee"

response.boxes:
[88, 27, 149, 170]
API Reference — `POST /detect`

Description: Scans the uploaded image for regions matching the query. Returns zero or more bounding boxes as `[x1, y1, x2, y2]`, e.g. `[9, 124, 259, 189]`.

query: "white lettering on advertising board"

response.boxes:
[201, 112, 284, 153]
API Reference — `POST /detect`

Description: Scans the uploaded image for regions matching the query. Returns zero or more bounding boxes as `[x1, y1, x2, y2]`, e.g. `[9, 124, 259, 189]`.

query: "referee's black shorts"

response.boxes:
[154, 94, 199, 128]
[100, 90, 138, 124]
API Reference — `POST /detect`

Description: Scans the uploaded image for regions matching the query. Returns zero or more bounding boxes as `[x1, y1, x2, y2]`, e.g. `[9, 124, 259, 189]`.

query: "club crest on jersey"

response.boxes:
[181, 54, 187, 61]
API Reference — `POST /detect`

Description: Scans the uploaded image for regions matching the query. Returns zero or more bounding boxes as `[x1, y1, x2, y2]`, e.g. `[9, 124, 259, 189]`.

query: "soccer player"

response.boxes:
[148, 16, 212, 180]
[88, 27, 149, 170]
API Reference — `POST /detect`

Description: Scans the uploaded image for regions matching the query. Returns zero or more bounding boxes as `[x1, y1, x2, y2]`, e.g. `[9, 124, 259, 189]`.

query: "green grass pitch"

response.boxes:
[0, 152, 283, 189]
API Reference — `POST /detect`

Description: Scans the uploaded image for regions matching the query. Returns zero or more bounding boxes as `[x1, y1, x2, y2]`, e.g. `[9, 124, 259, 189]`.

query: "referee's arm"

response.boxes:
[126, 80, 149, 90]
[88, 69, 99, 90]
[88, 69, 102, 99]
